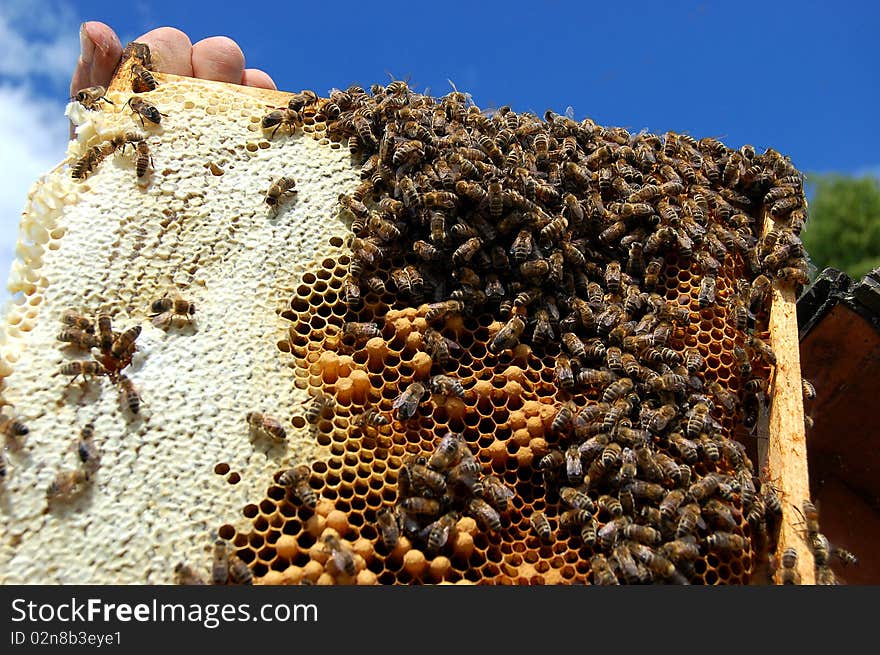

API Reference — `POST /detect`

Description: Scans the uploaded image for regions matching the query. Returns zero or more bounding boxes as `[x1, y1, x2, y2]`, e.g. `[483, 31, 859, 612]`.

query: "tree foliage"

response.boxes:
[801, 174, 880, 280]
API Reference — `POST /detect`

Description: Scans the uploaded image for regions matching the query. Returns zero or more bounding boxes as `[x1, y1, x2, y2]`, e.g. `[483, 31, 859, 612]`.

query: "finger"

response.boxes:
[134, 27, 193, 77]
[70, 21, 123, 97]
[241, 68, 276, 90]
[191, 37, 245, 84]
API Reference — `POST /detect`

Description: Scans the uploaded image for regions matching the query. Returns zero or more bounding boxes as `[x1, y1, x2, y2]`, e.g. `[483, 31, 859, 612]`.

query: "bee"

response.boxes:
[392, 382, 427, 420]
[61, 309, 95, 334]
[705, 532, 747, 552]
[174, 563, 207, 585]
[602, 378, 634, 404]
[117, 374, 142, 414]
[605, 261, 622, 295]
[342, 321, 382, 341]
[287, 89, 318, 111]
[558, 443, 581, 481]
[428, 211, 448, 244]
[643, 403, 677, 433]
[591, 554, 619, 585]
[423, 190, 458, 210]
[756, 480, 781, 521]
[482, 475, 514, 512]
[548, 402, 574, 435]
[211, 539, 230, 585]
[125, 96, 166, 126]
[832, 546, 858, 567]
[777, 266, 810, 286]
[92, 314, 113, 353]
[749, 335, 777, 366]
[425, 432, 464, 473]
[413, 240, 442, 261]
[228, 555, 253, 585]
[597, 493, 624, 519]
[352, 408, 389, 432]
[0, 414, 28, 440]
[424, 300, 463, 322]
[278, 464, 317, 508]
[643, 258, 663, 290]
[322, 533, 356, 576]
[343, 276, 361, 307]
[57, 327, 99, 350]
[423, 328, 460, 366]
[675, 503, 704, 539]
[661, 539, 701, 564]
[687, 473, 720, 503]
[46, 468, 91, 501]
[304, 392, 336, 425]
[376, 507, 400, 549]
[530, 511, 552, 543]
[660, 488, 686, 521]
[73, 86, 114, 110]
[130, 63, 158, 92]
[261, 108, 300, 139]
[430, 374, 465, 399]
[624, 523, 661, 546]
[110, 325, 141, 360]
[686, 402, 711, 439]
[708, 381, 737, 413]
[779, 547, 800, 585]
[401, 497, 441, 518]
[134, 140, 153, 178]
[60, 360, 107, 383]
[703, 499, 738, 531]
[392, 139, 425, 167]
[554, 353, 575, 390]
[668, 432, 699, 464]
[698, 275, 716, 308]
[426, 513, 459, 554]
[452, 237, 483, 265]
[468, 497, 502, 533]
[489, 315, 525, 353]
[265, 176, 297, 213]
[70, 145, 107, 180]
[150, 294, 195, 328]
[246, 411, 287, 441]
[540, 216, 568, 245]
[559, 487, 596, 514]
[801, 378, 816, 402]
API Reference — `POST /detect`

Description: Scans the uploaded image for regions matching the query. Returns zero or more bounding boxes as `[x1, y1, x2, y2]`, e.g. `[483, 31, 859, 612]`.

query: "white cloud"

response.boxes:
[0, 0, 79, 87]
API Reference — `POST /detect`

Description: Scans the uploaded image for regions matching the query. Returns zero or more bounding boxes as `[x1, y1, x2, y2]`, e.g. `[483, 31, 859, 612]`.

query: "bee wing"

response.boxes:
[151, 311, 172, 328]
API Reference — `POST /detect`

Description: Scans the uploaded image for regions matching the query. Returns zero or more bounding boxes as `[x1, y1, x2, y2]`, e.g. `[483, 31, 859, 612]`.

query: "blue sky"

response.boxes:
[0, 0, 878, 298]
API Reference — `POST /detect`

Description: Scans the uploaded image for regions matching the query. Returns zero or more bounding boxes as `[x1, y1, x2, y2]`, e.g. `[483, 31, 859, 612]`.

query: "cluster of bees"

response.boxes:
[252, 78, 821, 584]
[47, 292, 194, 502]
[374, 432, 515, 556]
[778, 500, 857, 584]
[70, 43, 162, 181]
[175, 539, 253, 585]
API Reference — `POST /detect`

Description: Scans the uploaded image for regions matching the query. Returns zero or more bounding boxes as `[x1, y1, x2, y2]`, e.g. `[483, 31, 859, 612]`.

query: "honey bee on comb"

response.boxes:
[125, 96, 167, 127]
[150, 293, 196, 328]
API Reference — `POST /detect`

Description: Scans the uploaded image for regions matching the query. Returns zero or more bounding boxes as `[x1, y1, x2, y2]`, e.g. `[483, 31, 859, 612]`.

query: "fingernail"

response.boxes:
[79, 22, 95, 65]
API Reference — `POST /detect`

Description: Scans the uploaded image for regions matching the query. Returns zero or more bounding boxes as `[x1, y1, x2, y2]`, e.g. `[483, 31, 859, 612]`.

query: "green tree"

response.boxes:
[802, 174, 880, 280]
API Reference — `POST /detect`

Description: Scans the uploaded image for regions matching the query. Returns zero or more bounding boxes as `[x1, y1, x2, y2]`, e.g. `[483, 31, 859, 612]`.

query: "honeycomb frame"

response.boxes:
[0, 47, 812, 585]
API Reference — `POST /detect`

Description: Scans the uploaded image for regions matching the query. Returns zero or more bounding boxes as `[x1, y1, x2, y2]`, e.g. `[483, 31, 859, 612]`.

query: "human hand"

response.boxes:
[69, 22, 276, 100]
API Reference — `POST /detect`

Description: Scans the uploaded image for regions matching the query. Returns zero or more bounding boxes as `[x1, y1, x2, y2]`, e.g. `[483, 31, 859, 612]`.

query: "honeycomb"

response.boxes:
[212, 86, 809, 585]
[0, 46, 810, 584]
